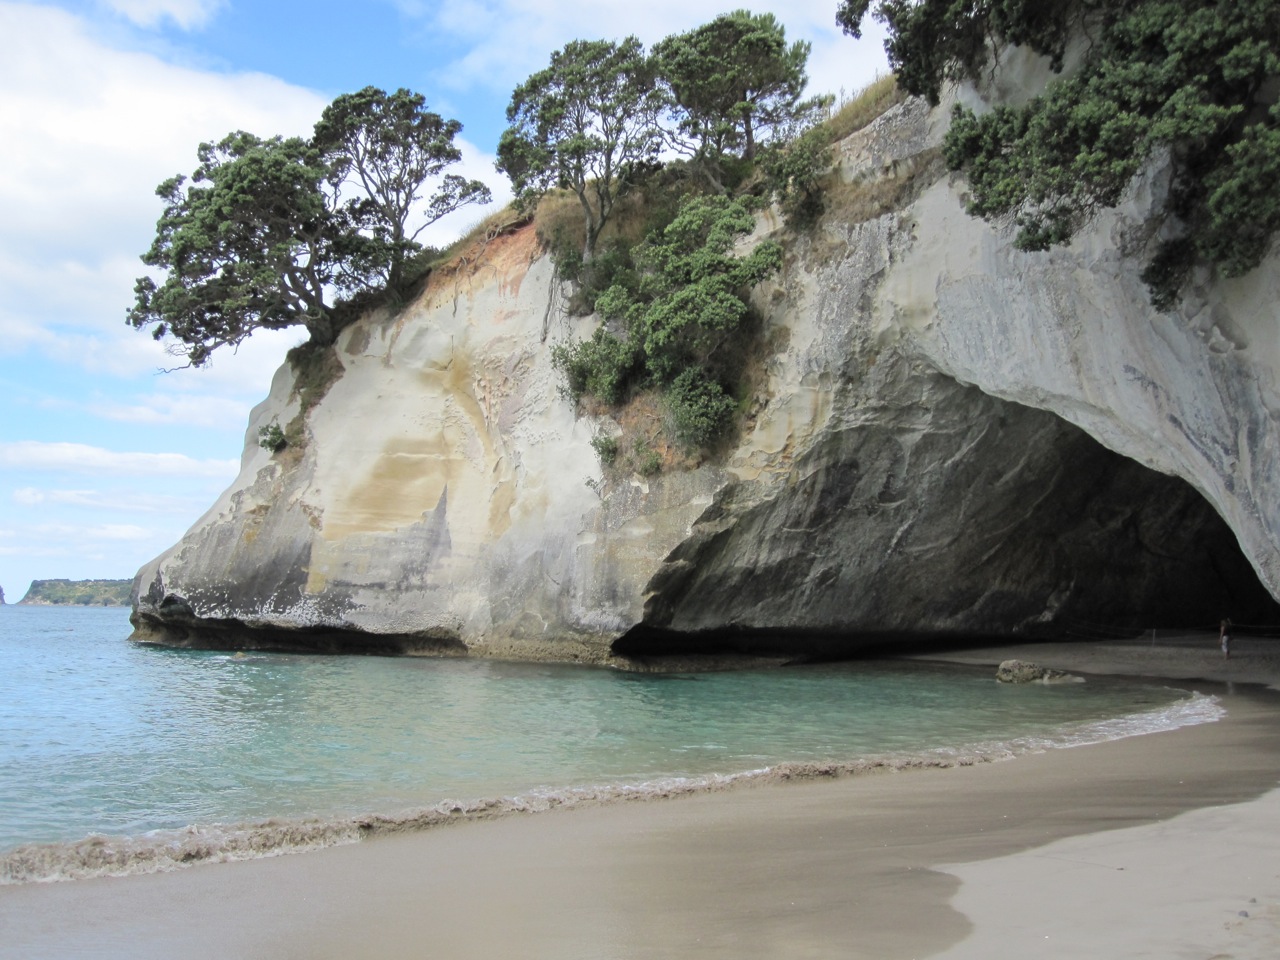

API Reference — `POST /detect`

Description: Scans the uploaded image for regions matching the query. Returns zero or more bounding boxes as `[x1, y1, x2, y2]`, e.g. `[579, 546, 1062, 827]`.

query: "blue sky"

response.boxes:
[0, 0, 887, 600]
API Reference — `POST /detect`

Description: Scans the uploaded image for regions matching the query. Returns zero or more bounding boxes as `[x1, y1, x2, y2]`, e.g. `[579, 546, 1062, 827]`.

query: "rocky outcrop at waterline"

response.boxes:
[995, 661, 1080, 685]
[131, 71, 1280, 664]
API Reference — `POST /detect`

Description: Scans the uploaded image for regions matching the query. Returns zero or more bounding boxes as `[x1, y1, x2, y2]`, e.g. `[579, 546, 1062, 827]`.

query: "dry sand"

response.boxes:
[2, 634, 1279, 959]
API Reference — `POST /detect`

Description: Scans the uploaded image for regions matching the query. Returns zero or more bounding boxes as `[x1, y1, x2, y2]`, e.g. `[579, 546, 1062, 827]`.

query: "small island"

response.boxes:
[19, 579, 132, 607]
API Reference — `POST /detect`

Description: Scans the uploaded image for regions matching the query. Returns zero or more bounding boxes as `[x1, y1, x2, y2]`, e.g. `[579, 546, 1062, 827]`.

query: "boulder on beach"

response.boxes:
[996, 660, 1082, 684]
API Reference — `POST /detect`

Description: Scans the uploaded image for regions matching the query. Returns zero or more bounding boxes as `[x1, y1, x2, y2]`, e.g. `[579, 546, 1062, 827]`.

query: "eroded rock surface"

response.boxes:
[132, 82, 1280, 664]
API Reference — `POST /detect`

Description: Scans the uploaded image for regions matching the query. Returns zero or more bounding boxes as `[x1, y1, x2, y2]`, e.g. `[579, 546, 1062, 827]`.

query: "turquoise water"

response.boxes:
[0, 605, 1215, 882]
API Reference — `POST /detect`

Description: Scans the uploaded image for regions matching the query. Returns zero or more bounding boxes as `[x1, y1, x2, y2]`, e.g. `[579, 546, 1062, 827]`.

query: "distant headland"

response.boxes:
[17, 579, 132, 607]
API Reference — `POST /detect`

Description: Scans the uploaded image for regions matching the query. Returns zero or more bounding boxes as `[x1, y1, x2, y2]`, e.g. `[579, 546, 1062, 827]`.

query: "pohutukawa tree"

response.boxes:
[313, 86, 490, 289]
[128, 132, 346, 368]
[129, 88, 489, 367]
[496, 37, 665, 262]
[653, 10, 822, 191]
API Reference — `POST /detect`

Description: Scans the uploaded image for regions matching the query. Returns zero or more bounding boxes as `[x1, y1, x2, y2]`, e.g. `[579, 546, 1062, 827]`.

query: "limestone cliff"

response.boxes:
[131, 80, 1280, 664]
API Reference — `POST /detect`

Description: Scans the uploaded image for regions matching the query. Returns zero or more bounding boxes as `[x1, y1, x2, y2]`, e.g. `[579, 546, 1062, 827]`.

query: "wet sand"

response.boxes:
[2, 635, 1279, 959]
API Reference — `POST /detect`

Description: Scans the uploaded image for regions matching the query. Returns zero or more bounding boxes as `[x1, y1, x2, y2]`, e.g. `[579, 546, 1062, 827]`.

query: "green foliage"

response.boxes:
[130, 89, 487, 366]
[551, 325, 641, 404]
[840, 0, 1280, 307]
[653, 10, 822, 191]
[837, 1, 1083, 106]
[634, 440, 663, 476]
[20, 579, 132, 606]
[617, 194, 782, 384]
[497, 37, 665, 261]
[314, 87, 491, 289]
[549, 238, 643, 314]
[590, 434, 620, 465]
[257, 421, 287, 452]
[128, 132, 342, 367]
[761, 125, 832, 227]
[554, 194, 780, 452]
[666, 368, 737, 448]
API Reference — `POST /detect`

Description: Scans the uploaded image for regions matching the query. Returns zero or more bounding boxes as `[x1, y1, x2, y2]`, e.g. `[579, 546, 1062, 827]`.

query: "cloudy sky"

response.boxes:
[0, 0, 887, 600]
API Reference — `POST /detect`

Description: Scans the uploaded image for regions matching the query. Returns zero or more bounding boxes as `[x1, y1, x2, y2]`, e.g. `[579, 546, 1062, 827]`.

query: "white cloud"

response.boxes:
[13, 486, 207, 514]
[0, 441, 238, 478]
[95, 392, 252, 429]
[100, 0, 225, 30]
[0, 2, 326, 381]
[415, 0, 890, 102]
[23, 521, 157, 542]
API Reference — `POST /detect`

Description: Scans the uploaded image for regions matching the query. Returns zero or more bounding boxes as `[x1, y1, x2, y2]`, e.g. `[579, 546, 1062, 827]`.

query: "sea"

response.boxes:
[0, 604, 1221, 884]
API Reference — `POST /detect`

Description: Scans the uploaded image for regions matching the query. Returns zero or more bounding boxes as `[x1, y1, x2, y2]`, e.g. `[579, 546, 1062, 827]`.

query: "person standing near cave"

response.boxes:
[1220, 619, 1232, 660]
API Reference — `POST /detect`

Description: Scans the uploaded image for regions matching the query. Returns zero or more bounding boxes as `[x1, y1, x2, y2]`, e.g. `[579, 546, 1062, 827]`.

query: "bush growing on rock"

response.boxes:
[552, 193, 780, 455]
[839, 0, 1280, 308]
[666, 369, 738, 449]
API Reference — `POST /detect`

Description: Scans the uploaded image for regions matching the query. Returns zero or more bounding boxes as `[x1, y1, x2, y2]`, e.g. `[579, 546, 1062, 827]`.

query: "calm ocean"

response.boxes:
[0, 604, 1218, 883]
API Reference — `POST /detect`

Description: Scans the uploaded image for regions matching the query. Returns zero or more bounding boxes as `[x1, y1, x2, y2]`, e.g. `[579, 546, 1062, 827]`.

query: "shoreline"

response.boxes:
[0, 656, 1217, 885]
[2, 636, 1278, 958]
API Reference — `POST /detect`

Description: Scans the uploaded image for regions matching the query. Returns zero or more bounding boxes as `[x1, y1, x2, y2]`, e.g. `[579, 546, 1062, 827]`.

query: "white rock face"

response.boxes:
[870, 95, 1280, 601]
[132, 89, 1280, 663]
[133, 230, 729, 662]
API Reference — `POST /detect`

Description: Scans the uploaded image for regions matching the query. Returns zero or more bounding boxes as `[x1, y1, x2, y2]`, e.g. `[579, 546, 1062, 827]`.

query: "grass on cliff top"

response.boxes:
[819, 74, 905, 145]
[423, 206, 530, 273]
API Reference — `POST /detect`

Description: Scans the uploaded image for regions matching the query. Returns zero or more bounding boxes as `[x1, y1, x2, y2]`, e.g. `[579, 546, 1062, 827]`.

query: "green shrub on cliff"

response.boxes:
[612, 194, 781, 386]
[839, 0, 1280, 308]
[552, 194, 780, 455]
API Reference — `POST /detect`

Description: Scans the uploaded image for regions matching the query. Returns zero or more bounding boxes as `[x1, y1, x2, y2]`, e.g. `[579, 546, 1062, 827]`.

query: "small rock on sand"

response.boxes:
[996, 659, 1083, 684]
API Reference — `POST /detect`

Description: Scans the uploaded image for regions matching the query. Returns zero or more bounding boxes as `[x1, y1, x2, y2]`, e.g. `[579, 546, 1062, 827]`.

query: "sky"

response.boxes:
[0, 0, 888, 601]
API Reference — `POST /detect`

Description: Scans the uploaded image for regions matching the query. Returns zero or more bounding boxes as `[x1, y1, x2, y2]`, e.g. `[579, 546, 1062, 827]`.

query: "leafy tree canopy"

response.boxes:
[496, 37, 665, 261]
[129, 132, 346, 367]
[838, 0, 1280, 308]
[654, 10, 822, 190]
[130, 88, 487, 366]
[314, 86, 490, 288]
[837, 0, 1083, 106]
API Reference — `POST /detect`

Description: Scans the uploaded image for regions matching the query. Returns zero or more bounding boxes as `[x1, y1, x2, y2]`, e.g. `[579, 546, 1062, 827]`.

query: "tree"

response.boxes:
[130, 90, 488, 367]
[839, 0, 1280, 308]
[837, 1, 1081, 106]
[654, 10, 821, 190]
[497, 37, 665, 261]
[128, 132, 348, 367]
[313, 86, 490, 289]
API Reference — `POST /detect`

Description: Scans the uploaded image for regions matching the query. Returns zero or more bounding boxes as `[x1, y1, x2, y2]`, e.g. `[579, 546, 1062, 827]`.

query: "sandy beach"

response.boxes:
[2, 634, 1278, 959]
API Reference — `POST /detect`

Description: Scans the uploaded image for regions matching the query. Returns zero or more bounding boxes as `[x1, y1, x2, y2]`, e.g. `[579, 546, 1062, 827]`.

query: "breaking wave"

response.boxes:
[0, 690, 1222, 886]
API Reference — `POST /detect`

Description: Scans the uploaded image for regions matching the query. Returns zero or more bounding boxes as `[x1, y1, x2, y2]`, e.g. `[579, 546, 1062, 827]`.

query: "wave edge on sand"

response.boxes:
[0, 690, 1222, 886]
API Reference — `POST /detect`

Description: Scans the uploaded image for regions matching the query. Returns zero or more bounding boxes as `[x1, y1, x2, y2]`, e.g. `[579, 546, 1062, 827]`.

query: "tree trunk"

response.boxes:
[577, 189, 598, 262]
[304, 310, 340, 346]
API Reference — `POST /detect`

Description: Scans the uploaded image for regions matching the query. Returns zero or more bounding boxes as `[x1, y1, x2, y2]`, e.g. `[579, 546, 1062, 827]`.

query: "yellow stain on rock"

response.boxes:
[321, 434, 457, 541]
[318, 356, 519, 547]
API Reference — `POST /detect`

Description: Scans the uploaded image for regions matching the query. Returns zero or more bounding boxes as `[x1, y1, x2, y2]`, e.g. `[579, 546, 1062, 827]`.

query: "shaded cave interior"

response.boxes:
[615, 403, 1280, 663]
